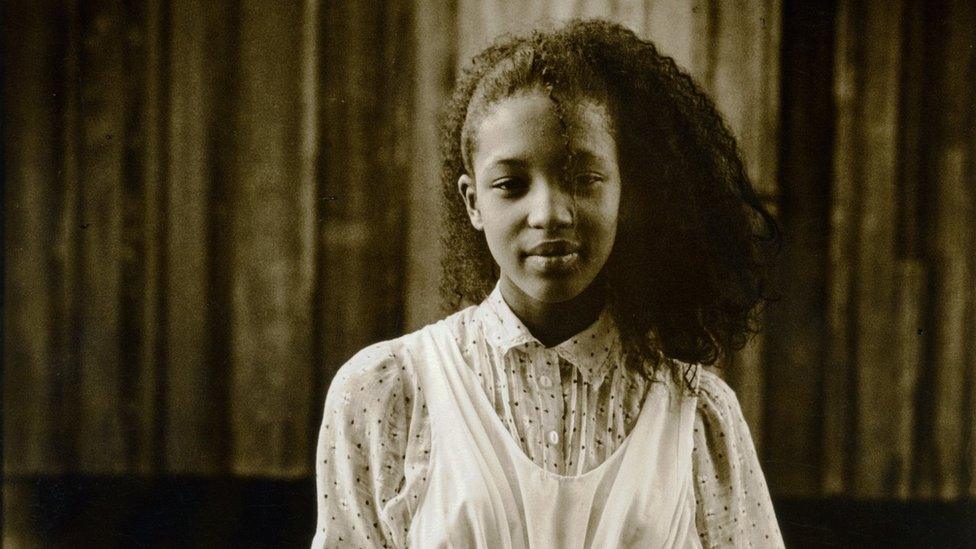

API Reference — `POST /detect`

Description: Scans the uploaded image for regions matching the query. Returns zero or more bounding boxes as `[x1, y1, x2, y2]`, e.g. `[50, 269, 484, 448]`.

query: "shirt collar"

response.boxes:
[476, 283, 620, 385]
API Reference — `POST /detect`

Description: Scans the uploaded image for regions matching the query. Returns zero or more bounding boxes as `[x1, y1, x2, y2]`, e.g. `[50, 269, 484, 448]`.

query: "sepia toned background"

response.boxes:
[4, 0, 975, 546]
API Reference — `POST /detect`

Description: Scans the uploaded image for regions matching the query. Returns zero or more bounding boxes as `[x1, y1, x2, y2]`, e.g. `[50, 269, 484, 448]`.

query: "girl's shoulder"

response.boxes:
[696, 367, 738, 404]
[694, 367, 754, 435]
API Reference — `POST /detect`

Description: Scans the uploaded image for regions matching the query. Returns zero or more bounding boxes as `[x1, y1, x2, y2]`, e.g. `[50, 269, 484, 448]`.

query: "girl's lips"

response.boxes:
[525, 251, 581, 273]
[524, 240, 581, 256]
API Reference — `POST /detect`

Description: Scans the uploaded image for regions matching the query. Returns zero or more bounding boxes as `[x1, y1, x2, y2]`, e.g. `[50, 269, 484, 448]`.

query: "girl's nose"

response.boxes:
[526, 180, 574, 229]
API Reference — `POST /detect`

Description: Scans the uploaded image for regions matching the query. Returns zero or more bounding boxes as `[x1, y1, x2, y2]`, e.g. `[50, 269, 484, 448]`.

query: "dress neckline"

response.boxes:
[451, 351, 664, 483]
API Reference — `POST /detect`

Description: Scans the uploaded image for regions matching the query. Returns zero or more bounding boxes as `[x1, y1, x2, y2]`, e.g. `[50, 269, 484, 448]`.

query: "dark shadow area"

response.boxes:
[4, 476, 316, 548]
[4, 477, 976, 548]
[776, 497, 976, 548]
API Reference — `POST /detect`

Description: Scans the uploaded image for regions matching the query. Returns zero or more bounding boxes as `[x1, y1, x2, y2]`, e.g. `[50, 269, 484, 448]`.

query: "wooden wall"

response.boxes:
[3, 0, 412, 478]
[825, 0, 976, 499]
[762, 0, 976, 500]
[4, 0, 975, 502]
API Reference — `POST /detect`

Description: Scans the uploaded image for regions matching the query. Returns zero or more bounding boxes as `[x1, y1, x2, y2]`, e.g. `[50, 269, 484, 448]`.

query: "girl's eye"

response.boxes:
[492, 178, 527, 193]
[573, 172, 605, 187]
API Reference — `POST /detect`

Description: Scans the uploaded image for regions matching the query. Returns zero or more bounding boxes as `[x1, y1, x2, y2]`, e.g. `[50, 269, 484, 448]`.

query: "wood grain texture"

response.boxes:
[645, 0, 709, 79]
[761, 0, 836, 497]
[319, 0, 412, 384]
[76, 0, 128, 473]
[823, 0, 859, 496]
[4, 0, 974, 500]
[849, 0, 904, 498]
[405, 0, 454, 331]
[894, 260, 925, 498]
[968, 6, 976, 496]
[2, 0, 64, 474]
[929, 145, 969, 498]
[52, 0, 85, 475]
[707, 0, 780, 197]
[133, 0, 165, 474]
[926, 0, 975, 499]
[163, 0, 221, 473]
[299, 0, 322, 471]
[229, 0, 315, 477]
[822, 0, 976, 499]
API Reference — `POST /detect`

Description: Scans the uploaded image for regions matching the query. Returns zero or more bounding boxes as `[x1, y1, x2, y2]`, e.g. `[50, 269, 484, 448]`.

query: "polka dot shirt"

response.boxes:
[312, 286, 783, 548]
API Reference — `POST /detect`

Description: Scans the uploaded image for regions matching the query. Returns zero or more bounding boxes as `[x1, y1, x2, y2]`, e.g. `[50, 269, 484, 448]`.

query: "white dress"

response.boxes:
[406, 318, 700, 547]
[312, 285, 783, 548]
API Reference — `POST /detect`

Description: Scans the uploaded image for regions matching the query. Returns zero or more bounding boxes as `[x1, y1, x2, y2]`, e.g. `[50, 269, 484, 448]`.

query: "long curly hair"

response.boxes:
[439, 19, 779, 384]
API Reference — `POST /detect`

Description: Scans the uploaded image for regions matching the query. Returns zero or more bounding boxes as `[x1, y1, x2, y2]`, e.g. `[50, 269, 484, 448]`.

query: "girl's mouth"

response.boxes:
[524, 251, 581, 273]
[523, 239, 583, 273]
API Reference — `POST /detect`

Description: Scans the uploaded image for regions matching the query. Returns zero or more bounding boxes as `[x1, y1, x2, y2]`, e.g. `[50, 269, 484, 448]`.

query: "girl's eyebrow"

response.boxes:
[566, 149, 609, 169]
[483, 157, 530, 170]
[486, 149, 605, 169]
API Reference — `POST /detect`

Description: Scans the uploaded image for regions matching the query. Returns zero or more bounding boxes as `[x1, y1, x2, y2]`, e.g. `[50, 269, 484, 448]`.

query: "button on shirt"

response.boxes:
[313, 285, 783, 548]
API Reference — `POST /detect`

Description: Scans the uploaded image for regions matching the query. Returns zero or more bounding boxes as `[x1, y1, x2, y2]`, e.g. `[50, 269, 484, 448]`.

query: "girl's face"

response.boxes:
[458, 88, 621, 304]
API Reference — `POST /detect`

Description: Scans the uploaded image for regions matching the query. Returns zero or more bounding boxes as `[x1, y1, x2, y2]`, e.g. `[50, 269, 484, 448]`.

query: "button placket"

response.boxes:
[534, 350, 564, 470]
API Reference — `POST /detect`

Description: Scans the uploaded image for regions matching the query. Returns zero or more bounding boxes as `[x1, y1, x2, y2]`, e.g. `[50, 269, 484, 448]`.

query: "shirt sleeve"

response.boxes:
[692, 371, 784, 548]
[311, 342, 422, 549]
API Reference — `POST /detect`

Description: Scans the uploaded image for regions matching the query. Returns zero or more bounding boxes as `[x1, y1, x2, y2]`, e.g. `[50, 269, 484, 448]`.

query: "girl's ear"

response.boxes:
[457, 174, 484, 231]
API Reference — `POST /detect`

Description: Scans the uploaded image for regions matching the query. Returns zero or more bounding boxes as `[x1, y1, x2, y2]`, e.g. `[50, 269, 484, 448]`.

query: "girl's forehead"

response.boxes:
[471, 89, 616, 169]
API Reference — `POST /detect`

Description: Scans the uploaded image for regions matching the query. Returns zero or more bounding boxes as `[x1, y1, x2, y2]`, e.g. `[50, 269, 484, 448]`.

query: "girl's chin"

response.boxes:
[516, 277, 592, 304]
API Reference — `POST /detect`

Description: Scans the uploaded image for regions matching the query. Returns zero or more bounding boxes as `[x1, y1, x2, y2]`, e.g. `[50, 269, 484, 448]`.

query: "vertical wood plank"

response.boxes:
[762, 0, 837, 497]
[969, 261, 976, 498]
[320, 0, 411, 379]
[613, 0, 648, 32]
[318, 1, 348, 381]
[133, 0, 165, 474]
[892, 4, 926, 496]
[52, 0, 85, 475]
[113, 0, 161, 474]
[300, 0, 322, 468]
[374, 0, 413, 340]
[457, 0, 666, 72]
[229, 0, 315, 477]
[76, 0, 128, 473]
[894, 260, 924, 498]
[900, 0, 937, 499]
[645, 0, 708, 80]
[709, 0, 781, 197]
[822, 0, 859, 496]
[929, 145, 969, 498]
[895, 0, 925, 262]
[334, 0, 374, 362]
[164, 0, 220, 473]
[927, 0, 975, 499]
[967, 1, 976, 497]
[849, 0, 903, 498]
[2, 0, 64, 474]
[406, 0, 455, 330]
[456, 0, 509, 65]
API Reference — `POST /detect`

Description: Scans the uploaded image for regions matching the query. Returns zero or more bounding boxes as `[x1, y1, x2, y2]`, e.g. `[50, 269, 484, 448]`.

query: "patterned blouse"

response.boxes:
[313, 286, 784, 548]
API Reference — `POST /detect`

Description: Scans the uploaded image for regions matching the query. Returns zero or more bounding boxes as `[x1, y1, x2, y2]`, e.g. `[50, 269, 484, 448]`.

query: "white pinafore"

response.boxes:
[405, 321, 702, 548]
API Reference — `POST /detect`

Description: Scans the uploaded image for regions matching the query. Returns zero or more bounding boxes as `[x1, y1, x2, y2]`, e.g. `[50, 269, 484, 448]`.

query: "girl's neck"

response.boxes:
[499, 278, 606, 348]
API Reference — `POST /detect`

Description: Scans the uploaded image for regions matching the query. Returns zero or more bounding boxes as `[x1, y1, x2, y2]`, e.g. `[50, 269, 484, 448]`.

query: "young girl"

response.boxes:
[313, 20, 783, 548]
